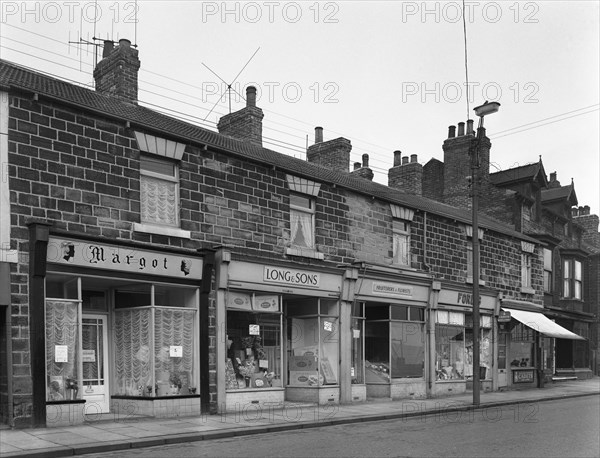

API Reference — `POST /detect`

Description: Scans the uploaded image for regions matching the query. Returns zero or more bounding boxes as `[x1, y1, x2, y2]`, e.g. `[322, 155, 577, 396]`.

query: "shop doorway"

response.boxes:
[498, 332, 508, 388]
[81, 314, 109, 413]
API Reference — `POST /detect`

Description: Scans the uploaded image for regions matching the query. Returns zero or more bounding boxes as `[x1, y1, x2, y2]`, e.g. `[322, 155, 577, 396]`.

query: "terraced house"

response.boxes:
[0, 40, 596, 429]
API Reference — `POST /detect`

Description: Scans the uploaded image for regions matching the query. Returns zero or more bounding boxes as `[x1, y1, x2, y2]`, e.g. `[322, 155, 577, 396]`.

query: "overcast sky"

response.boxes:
[2, 1, 599, 215]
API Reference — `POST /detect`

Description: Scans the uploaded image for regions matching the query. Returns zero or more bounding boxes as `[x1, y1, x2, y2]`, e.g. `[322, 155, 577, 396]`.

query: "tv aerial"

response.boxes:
[202, 47, 261, 121]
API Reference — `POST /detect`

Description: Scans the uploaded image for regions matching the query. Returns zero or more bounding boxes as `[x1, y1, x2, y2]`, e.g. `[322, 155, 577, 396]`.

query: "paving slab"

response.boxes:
[0, 378, 598, 458]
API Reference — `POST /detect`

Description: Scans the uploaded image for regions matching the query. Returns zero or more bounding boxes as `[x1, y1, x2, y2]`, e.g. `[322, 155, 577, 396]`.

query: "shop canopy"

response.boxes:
[502, 308, 585, 340]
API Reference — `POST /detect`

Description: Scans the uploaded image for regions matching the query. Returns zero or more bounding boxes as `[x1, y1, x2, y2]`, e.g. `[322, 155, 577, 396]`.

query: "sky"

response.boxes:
[2, 1, 599, 215]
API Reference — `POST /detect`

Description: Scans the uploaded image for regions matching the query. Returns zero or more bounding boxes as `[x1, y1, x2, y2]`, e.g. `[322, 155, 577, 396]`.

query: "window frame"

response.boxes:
[392, 219, 411, 267]
[521, 253, 532, 289]
[563, 258, 583, 300]
[140, 154, 180, 228]
[289, 191, 316, 250]
[543, 248, 553, 293]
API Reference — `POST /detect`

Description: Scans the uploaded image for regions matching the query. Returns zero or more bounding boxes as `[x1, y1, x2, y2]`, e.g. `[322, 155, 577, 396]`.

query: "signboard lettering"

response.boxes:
[457, 292, 482, 306]
[46, 237, 201, 280]
[513, 370, 534, 383]
[372, 282, 413, 297]
[264, 266, 320, 287]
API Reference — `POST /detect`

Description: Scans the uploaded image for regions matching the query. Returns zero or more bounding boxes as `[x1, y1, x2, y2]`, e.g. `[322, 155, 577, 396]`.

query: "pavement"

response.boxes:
[1, 377, 599, 458]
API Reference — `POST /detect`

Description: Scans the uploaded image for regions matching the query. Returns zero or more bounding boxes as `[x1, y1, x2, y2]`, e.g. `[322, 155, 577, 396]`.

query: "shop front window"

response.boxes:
[435, 311, 465, 381]
[287, 299, 339, 386]
[509, 322, 534, 368]
[465, 314, 492, 380]
[114, 284, 198, 397]
[46, 299, 80, 401]
[226, 292, 282, 390]
[365, 304, 425, 382]
[351, 302, 365, 384]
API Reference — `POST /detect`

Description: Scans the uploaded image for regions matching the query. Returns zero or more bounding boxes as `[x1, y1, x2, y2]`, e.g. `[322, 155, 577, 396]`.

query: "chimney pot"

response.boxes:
[362, 154, 369, 167]
[466, 119, 474, 135]
[246, 86, 257, 107]
[354, 162, 361, 170]
[584, 205, 590, 215]
[315, 126, 323, 144]
[448, 125, 456, 138]
[401, 156, 409, 165]
[457, 122, 465, 136]
[102, 40, 114, 58]
[118, 38, 131, 49]
[410, 154, 418, 163]
[393, 150, 402, 166]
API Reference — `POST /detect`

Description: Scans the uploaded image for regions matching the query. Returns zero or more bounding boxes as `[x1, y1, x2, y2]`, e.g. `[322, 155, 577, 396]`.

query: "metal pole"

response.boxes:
[472, 118, 484, 406]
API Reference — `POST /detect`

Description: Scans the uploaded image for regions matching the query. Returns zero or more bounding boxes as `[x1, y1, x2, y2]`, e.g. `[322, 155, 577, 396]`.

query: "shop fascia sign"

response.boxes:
[46, 237, 202, 280]
[372, 281, 413, 297]
[263, 266, 320, 287]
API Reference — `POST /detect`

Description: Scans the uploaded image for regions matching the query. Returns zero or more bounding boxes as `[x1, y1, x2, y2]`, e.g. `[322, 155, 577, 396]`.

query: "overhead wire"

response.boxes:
[2, 24, 598, 177]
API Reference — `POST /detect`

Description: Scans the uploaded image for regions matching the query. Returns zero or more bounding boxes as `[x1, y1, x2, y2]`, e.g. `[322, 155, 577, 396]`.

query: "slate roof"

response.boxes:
[542, 185, 578, 206]
[0, 59, 538, 243]
[490, 161, 548, 187]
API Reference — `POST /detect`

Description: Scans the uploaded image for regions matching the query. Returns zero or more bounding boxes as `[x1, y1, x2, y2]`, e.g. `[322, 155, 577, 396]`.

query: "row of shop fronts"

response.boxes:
[36, 233, 586, 426]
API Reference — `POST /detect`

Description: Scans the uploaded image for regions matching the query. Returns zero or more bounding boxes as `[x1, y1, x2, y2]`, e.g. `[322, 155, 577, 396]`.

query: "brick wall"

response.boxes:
[345, 194, 392, 264]
[306, 138, 351, 173]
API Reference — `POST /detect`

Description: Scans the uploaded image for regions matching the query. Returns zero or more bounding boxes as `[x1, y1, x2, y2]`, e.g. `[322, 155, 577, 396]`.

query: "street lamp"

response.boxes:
[471, 101, 500, 406]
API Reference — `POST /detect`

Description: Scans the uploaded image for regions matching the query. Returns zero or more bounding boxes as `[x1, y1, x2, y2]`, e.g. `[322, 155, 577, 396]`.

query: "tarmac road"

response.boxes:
[82, 395, 600, 458]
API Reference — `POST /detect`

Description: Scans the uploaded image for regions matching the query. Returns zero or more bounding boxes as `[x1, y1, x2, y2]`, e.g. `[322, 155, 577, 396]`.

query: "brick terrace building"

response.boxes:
[0, 41, 593, 428]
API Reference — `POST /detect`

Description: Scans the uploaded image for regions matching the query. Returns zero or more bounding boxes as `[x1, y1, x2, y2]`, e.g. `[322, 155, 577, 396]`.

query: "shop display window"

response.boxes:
[286, 299, 339, 386]
[365, 304, 425, 382]
[435, 311, 465, 381]
[465, 314, 492, 380]
[351, 302, 365, 384]
[509, 322, 534, 368]
[114, 284, 198, 397]
[46, 300, 80, 401]
[226, 292, 282, 390]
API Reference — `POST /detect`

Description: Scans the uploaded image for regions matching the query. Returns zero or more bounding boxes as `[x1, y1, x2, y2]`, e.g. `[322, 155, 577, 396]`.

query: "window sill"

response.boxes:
[466, 277, 486, 286]
[133, 223, 191, 239]
[520, 286, 535, 295]
[286, 247, 325, 260]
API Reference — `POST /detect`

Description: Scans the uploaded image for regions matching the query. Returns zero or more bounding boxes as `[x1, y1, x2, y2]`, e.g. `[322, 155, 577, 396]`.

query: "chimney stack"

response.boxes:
[350, 154, 374, 181]
[573, 203, 600, 247]
[466, 119, 474, 135]
[93, 38, 140, 103]
[217, 85, 264, 146]
[306, 127, 352, 173]
[548, 172, 561, 188]
[442, 120, 491, 209]
[388, 152, 422, 195]
[315, 126, 323, 143]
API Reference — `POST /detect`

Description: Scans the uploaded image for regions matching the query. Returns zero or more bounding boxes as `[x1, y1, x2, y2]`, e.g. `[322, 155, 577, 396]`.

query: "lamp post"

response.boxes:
[471, 101, 500, 406]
